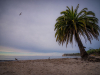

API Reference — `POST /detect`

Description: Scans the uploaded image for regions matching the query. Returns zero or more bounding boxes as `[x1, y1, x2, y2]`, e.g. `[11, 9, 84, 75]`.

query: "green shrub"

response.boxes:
[87, 48, 100, 55]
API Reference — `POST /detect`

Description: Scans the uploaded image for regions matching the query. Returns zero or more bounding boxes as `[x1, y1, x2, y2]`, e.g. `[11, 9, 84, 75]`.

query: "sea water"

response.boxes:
[0, 56, 81, 60]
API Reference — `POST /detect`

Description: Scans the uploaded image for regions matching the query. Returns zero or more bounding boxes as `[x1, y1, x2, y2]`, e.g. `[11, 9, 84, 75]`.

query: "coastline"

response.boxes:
[0, 58, 100, 75]
[62, 54, 80, 56]
[0, 56, 81, 61]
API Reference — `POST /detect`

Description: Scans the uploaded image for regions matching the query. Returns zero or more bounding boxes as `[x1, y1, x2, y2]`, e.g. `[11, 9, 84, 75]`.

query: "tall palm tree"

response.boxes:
[54, 4, 100, 59]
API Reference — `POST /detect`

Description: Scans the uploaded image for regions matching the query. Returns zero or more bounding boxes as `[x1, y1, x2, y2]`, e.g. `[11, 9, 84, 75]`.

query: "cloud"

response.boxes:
[0, 0, 79, 52]
[0, 0, 100, 57]
[0, 46, 63, 56]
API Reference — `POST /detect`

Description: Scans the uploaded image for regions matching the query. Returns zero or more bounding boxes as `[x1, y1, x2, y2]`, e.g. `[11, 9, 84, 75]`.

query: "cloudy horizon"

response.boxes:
[0, 0, 100, 57]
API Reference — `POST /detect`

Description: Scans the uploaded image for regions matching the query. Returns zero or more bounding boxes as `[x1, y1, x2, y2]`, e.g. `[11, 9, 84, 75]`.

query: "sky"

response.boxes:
[0, 0, 100, 57]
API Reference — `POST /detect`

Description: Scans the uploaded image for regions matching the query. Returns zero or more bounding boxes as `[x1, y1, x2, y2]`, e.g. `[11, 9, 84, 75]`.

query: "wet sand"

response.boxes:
[0, 58, 100, 75]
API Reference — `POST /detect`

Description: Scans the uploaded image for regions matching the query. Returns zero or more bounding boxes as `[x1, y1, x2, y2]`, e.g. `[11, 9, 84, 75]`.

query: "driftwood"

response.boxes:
[87, 56, 100, 62]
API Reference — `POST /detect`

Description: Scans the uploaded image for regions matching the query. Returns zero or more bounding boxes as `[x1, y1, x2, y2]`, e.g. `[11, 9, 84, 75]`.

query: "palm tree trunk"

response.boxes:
[76, 34, 88, 59]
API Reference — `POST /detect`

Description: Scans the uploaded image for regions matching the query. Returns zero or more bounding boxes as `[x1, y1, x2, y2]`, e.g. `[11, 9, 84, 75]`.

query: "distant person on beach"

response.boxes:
[15, 58, 18, 60]
[48, 57, 50, 59]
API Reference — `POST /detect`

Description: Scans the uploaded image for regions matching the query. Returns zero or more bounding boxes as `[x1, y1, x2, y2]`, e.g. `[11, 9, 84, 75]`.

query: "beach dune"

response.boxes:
[0, 58, 100, 75]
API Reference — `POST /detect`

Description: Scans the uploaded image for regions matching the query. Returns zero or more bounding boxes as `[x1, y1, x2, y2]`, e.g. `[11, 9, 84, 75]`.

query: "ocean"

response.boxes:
[0, 56, 81, 61]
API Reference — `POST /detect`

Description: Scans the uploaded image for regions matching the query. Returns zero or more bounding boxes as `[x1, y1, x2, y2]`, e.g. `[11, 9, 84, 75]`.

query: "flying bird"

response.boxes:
[19, 12, 22, 16]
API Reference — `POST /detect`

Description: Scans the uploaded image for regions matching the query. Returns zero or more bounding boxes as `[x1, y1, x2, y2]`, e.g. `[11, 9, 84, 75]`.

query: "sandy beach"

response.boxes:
[0, 58, 100, 75]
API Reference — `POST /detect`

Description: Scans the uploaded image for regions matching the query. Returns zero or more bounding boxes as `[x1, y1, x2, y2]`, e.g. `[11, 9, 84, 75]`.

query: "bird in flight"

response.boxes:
[19, 12, 22, 16]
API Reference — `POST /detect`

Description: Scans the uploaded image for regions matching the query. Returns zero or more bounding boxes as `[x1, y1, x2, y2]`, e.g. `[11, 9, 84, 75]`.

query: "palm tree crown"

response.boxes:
[54, 4, 100, 47]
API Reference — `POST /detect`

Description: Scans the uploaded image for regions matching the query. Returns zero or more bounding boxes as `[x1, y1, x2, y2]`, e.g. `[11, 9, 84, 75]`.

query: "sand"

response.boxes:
[0, 58, 100, 75]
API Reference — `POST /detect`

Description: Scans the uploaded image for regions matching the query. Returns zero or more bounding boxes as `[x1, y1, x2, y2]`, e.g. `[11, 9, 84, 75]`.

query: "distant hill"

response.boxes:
[62, 48, 100, 56]
[62, 53, 80, 56]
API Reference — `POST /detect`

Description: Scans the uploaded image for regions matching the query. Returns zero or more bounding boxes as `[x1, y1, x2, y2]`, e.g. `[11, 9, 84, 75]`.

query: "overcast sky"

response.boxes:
[0, 0, 100, 57]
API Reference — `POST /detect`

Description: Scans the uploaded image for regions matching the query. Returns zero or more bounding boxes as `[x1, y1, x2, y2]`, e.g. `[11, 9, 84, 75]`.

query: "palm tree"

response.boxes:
[54, 4, 100, 59]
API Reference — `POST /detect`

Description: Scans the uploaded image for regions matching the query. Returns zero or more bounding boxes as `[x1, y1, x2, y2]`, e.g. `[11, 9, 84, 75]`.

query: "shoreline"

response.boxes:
[0, 58, 79, 62]
[0, 56, 81, 62]
[0, 58, 100, 75]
